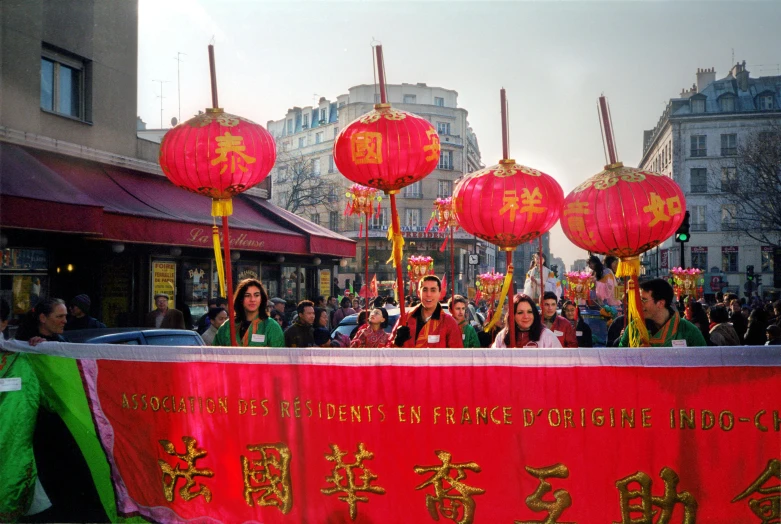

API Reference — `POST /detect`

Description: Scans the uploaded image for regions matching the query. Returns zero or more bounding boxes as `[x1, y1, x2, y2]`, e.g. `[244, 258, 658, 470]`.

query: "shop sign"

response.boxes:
[660, 249, 668, 270]
[187, 227, 265, 250]
[151, 259, 176, 309]
[1, 248, 48, 271]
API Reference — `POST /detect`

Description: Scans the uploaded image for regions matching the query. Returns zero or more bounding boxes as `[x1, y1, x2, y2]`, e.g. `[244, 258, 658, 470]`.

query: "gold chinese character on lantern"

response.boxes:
[241, 442, 292, 514]
[519, 187, 546, 220]
[424, 129, 441, 162]
[642, 193, 683, 227]
[211, 131, 257, 175]
[732, 458, 780, 523]
[158, 436, 214, 503]
[516, 464, 575, 524]
[614, 467, 697, 524]
[414, 450, 485, 524]
[351, 132, 383, 165]
[564, 201, 596, 247]
[499, 190, 521, 222]
[321, 443, 386, 520]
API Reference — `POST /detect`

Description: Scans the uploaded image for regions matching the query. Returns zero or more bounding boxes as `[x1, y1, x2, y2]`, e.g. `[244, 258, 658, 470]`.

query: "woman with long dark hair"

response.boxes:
[589, 255, 620, 306]
[15, 298, 68, 346]
[214, 278, 284, 347]
[491, 294, 562, 348]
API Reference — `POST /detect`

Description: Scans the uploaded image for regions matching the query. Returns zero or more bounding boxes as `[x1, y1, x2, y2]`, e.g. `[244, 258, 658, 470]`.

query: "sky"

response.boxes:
[138, 0, 781, 268]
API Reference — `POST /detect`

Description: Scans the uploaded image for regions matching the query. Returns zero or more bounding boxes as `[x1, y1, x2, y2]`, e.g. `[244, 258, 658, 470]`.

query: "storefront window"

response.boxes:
[282, 266, 305, 302]
[181, 259, 211, 323]
[235, 262, 260, 284]
[101, 257, 132, 327]
[262, 264, 280, 300]
[1, 249, 50, 333]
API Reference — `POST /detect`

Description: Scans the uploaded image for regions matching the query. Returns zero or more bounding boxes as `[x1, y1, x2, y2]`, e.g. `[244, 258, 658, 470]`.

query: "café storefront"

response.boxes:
[0, 143, 355, 328]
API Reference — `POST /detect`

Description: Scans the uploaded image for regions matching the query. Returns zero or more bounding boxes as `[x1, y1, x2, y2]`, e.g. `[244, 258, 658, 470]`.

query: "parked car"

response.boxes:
[62, 328, 204, 346]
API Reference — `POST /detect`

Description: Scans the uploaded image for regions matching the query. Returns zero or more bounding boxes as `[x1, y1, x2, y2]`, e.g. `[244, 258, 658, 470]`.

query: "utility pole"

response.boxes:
[152, 79, 170, 128]
[174, 52, 187, 123]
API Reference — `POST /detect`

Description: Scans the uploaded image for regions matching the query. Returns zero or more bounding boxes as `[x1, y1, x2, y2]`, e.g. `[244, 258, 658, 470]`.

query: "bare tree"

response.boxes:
[712, 121, 781, 247]
[273, 149, 338, 215]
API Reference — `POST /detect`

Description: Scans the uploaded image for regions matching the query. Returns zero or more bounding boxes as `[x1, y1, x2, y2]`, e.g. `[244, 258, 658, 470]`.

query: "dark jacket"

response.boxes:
[144, 308, 185, 329]
[284, 321, 315, 348]
[65, 315, 106, 331]
[575, 317, 593, 347]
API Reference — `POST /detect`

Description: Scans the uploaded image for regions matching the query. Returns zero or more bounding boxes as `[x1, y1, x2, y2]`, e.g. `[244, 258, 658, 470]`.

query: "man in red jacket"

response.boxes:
[541, 291, 578, 348]
[390, 275, 463, 348]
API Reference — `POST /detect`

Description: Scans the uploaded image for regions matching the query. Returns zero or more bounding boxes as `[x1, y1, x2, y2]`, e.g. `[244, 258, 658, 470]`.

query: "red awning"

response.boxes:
[1, 144, 355, 257]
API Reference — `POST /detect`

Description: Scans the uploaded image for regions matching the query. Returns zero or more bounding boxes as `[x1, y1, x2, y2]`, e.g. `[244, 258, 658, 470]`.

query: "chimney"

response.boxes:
[730, 60, 750, 91]
[696, 67, 716, 93]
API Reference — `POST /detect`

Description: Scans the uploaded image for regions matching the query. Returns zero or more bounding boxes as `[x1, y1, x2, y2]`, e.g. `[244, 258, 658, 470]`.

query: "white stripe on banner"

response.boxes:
[2, 339, 780, 367]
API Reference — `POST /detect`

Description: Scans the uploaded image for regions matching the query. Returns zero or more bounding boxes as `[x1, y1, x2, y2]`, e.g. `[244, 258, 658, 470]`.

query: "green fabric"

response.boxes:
[27, 354, 119, 522]
[214, 318, 285, 347]
[460, 323, 480, 348]
[619, 316, 707, 347]
[0, 352, 48, 521]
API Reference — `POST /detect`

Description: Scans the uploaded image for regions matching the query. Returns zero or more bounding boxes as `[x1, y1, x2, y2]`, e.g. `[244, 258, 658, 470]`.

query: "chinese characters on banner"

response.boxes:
[74, 350, 781, 523]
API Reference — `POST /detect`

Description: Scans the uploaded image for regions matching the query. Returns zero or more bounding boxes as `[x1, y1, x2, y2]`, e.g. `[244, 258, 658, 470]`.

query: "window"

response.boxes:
[719, 95, 735, 112]
[721, 167, 737, 192]
[759, 94, 774, 110]
[437, 180, 453, 198]
[691, 97, 705, 113]
[329, 211, 339, 231]
[333, 127, 339, 138]
[302, 114, 309, 128]
[690, 205, 707, 231]
[320, 108, 327, 123]
[690, 135, 706, 157]
[404, 180, 423, 198]
[370, 207, 387, 229]
[287, 119, 293, 134]
[438, 150, 453, 170]
[689, 168, 707, 193]
[374, 94, 381, 103]
[437, 122, 451, 135]
[277, 166, 288, 182]
[41, 46, 89, 120]
[761, 247, 774, 272]
[298, 137, 305, 148]
[721, 204, 737, 230]
[405, 208, 422, 227]
[282, 141, 291, 152]
[315, 132, 323, 144]
[721, 134, 737, 156]
[722, 247, 738, 272]
[310, 213, 320, 225]
[328, 186, 337, 203]
[328, 155, 335, 173]
[434, 97, 445, 107]
[691, 251, 708, 270]
[313, 158, 321, 176]
[403, 94, 417, 104]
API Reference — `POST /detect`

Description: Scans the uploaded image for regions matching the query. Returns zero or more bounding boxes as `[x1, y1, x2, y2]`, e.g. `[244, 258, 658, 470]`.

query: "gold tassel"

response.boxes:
[385, 223, 405, 268]
[213, 225, 226, 297]
[617, 256, 649, 347]
[211, 198, 234, 217]
[484, 265, 514, 332]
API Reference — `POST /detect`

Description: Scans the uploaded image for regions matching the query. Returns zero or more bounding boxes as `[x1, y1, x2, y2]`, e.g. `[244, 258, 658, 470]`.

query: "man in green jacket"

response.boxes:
[449, 295, 480, 348]
[619, 279, 706, 348]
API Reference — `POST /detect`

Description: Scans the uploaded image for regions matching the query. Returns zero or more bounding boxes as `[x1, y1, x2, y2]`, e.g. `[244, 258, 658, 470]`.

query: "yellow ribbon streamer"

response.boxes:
[211, 198, 234, 217]
[212, 225, 226, 298]
[617, 256, 649, 347]
[484, 265, 514, 332]
[385, 223, 405, 268]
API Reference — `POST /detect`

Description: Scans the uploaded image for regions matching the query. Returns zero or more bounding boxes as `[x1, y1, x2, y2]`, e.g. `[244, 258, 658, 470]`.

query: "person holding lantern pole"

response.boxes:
[492, 293, 562, 349]
[448, 295, 480, 348]
[523, 254, 551, 302]
[214, 278, 284, 348]
[390, 276, 462, 348]
[618, 279, 706, 348]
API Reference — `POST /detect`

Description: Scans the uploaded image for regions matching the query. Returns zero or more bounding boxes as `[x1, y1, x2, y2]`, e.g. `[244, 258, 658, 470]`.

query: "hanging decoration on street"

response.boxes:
[426, 197, 459, 298]
[407, 255, 434, 296]
[344, 184, 382, 299]
[561, 96, 685, 347]
[334, 44, 440, 320]
[454, 89, 564, 346]
[564, 271, 594, 304]
[669, 267, 704, 300]
[159, 45, 276, 346]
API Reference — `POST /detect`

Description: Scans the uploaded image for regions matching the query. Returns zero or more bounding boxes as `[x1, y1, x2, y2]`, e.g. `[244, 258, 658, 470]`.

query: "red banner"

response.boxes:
[14, 343, 780, 523]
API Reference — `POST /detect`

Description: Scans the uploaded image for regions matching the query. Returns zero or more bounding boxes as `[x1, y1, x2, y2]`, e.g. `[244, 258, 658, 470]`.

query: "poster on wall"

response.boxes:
[151, 259, 177, 309]
[11, 275, 45, 314]
[319, 269, 331, 297]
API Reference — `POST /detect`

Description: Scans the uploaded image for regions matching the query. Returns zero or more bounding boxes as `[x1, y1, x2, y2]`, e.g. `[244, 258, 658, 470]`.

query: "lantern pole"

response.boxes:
[506, 249, 515, 349]
[500, 88, 509, 160]
[598, 95, 618, 165]
[365, 212, 370, 304]
[538, 237, 544, 307]
[375, 45, 387, 104]
[209, 44, 237, 347]
[450, 226, 455, 299]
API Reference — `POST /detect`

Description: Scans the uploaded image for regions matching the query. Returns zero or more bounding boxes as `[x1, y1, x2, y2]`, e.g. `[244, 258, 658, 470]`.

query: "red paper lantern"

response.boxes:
[333, 104, 439, 192]
[560, 162, 685, 257]
[159, 108, 276, 216]
[453, 160, 564, 250]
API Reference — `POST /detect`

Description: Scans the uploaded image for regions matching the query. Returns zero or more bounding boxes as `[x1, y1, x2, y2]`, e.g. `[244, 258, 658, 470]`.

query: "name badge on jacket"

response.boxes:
[251, 333, 266, 343]
[428, 335, 440, 343]
[553, 330, 564, 337]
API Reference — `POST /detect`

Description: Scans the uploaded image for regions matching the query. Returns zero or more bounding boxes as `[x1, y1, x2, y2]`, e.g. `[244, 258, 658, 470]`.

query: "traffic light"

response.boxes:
[746, 265, 755, 282]
[675, 211, 691, 243]
[756, 273, 763, 286]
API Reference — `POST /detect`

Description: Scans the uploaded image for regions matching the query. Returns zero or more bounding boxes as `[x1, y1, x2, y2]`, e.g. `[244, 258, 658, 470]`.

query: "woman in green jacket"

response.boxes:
[214, 278, 284, 347]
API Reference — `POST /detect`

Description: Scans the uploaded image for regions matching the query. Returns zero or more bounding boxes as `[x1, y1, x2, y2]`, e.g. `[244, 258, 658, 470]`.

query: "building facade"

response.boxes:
[266, 83, 494, 297]
[639, 62, 781, 299]
[0, 0, 353, 330]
